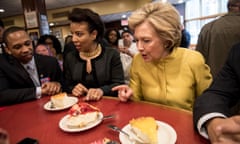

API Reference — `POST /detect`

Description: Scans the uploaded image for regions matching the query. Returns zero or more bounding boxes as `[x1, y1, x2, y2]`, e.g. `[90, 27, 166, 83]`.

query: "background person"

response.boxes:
[112, 2, 212, 111]
[35, 44, 52, 56]
[0, 26, 63, 106]
[193, 42, 240, 144]
[64, 8, 125, 101]
[105, 28, 134, 84]
[118, 29, 138, 57]
[37, 34, 63, 60]
[118, 29, 139, 84]
[196, 0, 240, 78]
[180, 24, 191, 48]
[104, 28, 121, 49]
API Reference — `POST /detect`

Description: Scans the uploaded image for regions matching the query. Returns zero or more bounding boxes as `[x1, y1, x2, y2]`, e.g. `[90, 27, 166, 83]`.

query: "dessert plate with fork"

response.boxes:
[43, 96, 78, 111]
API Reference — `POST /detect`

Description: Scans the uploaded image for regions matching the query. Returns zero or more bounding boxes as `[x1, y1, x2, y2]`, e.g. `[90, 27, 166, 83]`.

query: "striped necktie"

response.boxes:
[26, 65, 40, 86]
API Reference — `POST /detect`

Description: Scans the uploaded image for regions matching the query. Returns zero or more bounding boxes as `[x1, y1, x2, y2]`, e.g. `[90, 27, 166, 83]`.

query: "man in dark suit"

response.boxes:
[0, 26, 63, 106]
[193, 42, 240, 143]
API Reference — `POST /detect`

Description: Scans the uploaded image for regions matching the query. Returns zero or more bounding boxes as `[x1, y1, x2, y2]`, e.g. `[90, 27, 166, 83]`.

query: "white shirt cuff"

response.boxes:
[197, 113, 226, 139]
[36, 87, 42, 99]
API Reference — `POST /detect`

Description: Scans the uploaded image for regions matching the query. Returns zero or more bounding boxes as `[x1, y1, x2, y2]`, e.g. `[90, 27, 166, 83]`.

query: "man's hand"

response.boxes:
[41, 82, 61, 96]
[207, 116, 240, 144]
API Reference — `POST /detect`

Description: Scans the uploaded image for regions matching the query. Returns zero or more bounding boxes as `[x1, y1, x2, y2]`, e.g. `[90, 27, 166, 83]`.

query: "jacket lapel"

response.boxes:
[8, 55, 34, 86]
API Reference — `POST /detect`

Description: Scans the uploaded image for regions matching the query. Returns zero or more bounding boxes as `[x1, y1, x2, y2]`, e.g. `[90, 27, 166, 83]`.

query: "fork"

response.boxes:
[107, 125, 142, 144]
[108, 124, 130, 137]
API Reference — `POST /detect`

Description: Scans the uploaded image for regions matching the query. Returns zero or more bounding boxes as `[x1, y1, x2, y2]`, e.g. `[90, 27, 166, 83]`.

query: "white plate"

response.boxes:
[43, 96, 78, 111]
[119, 121, 177, 144]
[59, 112, 103, 132]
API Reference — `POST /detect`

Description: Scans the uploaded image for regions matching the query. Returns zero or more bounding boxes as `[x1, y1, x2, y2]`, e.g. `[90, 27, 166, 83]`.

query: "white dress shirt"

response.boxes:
[197, 113, 226, 139]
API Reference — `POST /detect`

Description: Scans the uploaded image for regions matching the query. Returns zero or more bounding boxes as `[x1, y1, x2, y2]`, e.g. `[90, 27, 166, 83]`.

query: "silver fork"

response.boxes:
[107, 125, 143, 144]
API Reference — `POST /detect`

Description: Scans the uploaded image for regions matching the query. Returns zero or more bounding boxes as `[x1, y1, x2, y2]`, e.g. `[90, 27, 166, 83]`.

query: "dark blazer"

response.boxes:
[193, 42, 240, 127]
[63, 45, 125, 96]
[0, 54, 63, 106]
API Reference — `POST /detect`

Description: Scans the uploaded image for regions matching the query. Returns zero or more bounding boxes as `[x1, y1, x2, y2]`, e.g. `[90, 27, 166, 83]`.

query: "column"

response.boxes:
[21, 0, 50, 35]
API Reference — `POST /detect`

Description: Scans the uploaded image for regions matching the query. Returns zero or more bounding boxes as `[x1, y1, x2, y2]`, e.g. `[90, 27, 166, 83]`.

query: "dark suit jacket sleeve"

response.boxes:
[193, 43, 240, 128]
[0, 54, 63, 106]
[0, 55, 37, 106]
[0, 74, 36, 106]
[0, 83, 36, 106]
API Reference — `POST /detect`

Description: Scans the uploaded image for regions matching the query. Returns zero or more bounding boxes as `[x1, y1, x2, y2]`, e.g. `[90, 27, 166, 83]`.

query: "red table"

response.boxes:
[0, 96, 209, 144]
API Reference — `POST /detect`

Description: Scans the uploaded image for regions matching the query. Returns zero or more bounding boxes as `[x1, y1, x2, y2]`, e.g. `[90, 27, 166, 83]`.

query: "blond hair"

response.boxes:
[128, 2, 181, 51]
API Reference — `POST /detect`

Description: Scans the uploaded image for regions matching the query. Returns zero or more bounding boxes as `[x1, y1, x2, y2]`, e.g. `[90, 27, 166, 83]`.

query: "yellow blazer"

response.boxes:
[129, 48, 212, 111]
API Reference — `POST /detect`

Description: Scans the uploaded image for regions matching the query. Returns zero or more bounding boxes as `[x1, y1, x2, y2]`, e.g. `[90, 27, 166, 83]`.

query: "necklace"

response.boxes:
[79, 44, 102, 73]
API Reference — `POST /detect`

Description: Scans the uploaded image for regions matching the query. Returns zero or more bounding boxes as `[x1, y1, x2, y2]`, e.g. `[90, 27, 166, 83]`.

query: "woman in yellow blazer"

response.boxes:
[112, 2, 212, 111]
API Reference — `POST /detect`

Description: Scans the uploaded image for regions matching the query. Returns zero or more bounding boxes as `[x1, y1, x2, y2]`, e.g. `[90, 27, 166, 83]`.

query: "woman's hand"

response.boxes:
[112, 85, 133, 102]
[72, 83, 88, 97]
[84, 88, 103, 101]
[207, 116, 240, 144]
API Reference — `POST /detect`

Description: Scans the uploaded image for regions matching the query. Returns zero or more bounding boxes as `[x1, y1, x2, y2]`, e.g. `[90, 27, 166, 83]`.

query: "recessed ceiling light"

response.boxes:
[49, 22, 55, 26]
[121, 15, 127, 19]
[0, 9, 5, 13]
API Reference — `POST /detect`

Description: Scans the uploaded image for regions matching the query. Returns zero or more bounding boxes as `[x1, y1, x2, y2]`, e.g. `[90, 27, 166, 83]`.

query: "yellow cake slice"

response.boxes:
[129, 117, 158, 144]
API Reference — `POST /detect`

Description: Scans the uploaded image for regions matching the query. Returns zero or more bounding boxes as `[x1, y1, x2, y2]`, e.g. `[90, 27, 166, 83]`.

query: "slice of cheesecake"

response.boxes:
[66, 102, 100, 128]
[50, 92, 67, 108]
[67, 111, 99, 128]
[129, 117, 158, 144]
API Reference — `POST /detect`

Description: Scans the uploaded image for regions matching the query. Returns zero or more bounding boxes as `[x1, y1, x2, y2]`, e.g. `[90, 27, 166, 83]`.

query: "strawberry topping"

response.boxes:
[69, 102, 99, 116]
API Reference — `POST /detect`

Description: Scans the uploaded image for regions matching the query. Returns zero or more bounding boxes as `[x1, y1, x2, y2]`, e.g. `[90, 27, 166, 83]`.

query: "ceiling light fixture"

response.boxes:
[49, 22, 55, 26]
[121, 15, 127, 19]
[0, 9, 5, 13]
